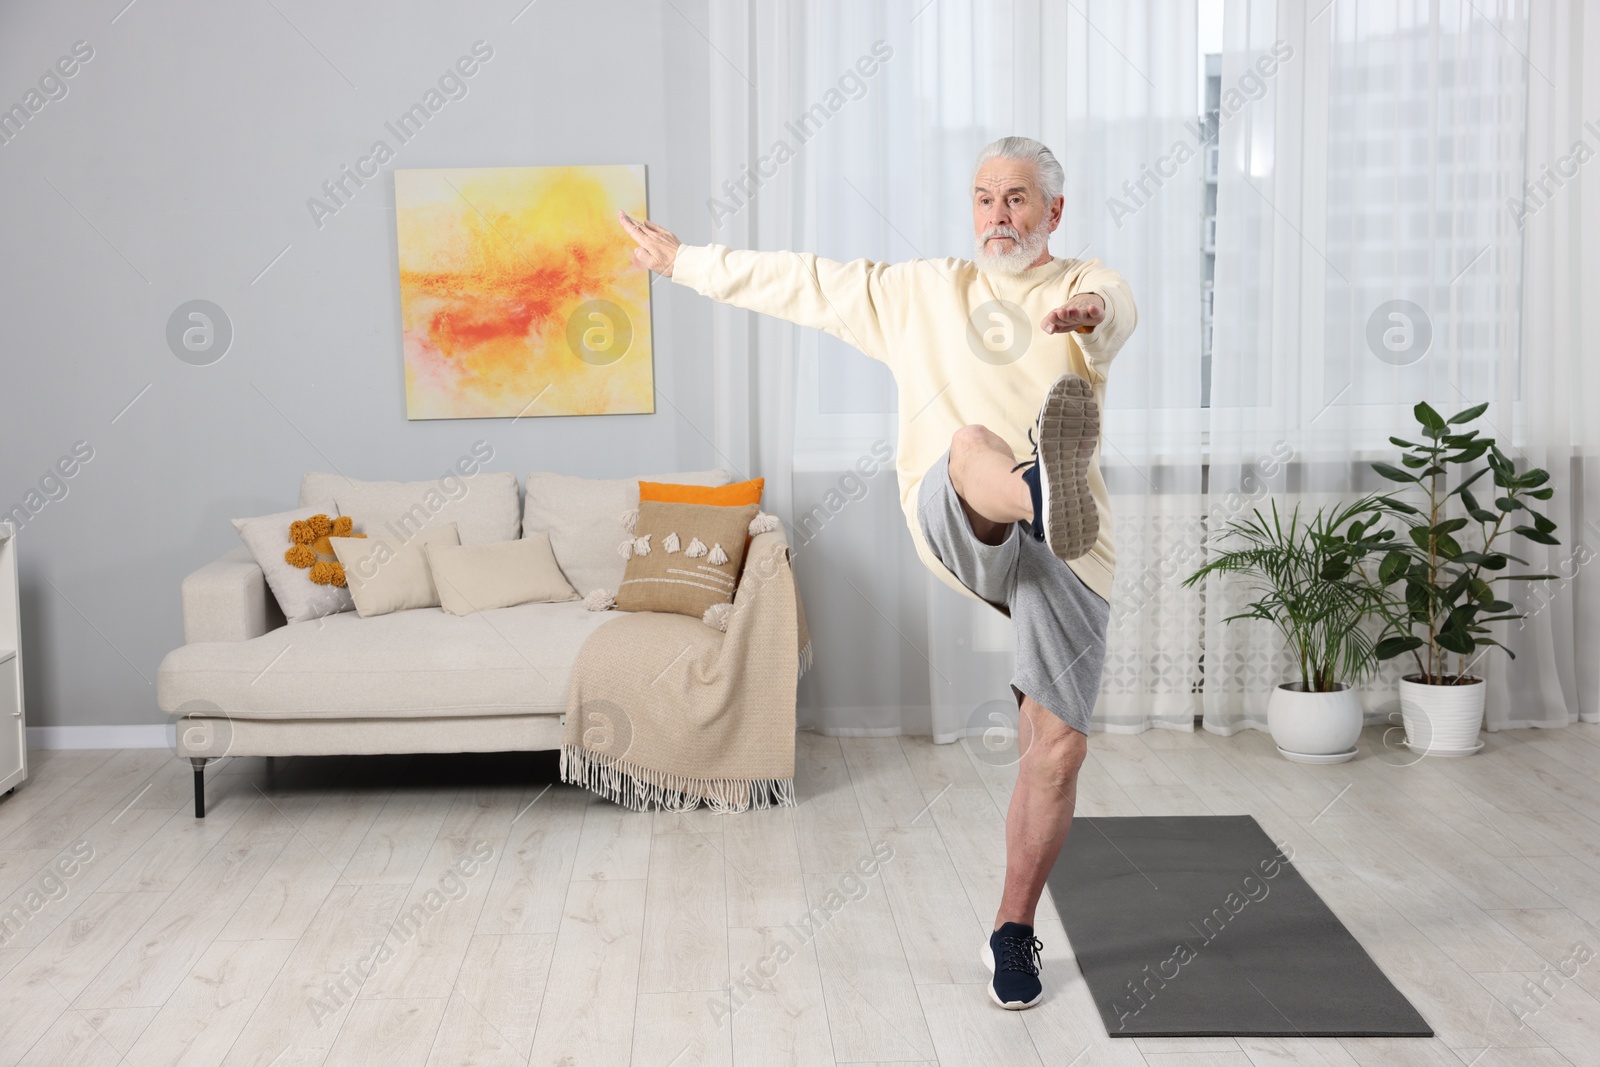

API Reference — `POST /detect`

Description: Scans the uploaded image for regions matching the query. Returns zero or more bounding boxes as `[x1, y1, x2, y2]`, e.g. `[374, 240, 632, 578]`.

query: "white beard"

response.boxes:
[974, 223, 1051, 277]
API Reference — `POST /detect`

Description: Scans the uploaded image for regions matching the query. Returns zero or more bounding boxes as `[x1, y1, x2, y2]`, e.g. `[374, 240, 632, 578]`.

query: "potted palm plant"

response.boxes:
[1357, 401, 1559, 754]
[1183, 496, 1395, 763]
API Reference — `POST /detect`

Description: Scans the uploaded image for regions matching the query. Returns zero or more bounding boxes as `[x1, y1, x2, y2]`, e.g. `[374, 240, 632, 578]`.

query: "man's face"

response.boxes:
[972, 158, 1063, 274]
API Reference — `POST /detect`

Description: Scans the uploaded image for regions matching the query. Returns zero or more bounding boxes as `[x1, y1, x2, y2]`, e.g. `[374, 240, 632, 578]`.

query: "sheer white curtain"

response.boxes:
[1205, 0, 1558, 732]
[700, 0, 1203, 738]
[1498, 0, 1600, 728]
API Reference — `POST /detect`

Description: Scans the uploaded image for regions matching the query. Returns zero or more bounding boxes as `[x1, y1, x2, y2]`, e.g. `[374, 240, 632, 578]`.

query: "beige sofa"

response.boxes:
[156, 465, 749, 815]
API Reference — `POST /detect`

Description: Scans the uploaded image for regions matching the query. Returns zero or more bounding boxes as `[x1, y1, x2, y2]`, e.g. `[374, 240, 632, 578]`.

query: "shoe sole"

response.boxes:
[980, 939, 1043, 1010]
[1035, 374, 1100, 562]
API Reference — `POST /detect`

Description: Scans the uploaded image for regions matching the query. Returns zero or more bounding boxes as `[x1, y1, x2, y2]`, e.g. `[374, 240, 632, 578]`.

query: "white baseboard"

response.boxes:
[27, 724, 175, 750]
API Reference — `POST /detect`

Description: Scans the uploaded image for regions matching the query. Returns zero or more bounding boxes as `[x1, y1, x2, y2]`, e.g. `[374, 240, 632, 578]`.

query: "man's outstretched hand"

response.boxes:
[618, 211, 682, 278]
[1041, 293, 1106, 335]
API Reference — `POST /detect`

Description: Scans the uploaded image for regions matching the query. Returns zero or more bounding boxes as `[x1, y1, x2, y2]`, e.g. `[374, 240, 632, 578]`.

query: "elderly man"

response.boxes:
[619, 135, 1136, 1010]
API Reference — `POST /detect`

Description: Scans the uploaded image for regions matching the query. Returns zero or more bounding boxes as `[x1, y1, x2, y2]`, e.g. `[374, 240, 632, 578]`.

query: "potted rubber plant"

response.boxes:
[1358, 401, 1559, 755]
[1183, 496, 1394, 763]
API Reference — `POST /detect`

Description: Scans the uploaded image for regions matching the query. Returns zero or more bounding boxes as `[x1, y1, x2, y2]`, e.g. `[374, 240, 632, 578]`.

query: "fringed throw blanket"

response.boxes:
[561, 530, 811, 812]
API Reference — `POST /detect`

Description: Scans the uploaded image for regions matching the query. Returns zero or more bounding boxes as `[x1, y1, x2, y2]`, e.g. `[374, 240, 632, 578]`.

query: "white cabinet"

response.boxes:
[0, 524, 25, 796]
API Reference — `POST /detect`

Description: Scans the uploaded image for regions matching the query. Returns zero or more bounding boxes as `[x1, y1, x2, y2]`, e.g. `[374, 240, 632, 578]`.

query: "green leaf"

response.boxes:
[1448, 441, 1491, 463]
[1495, 496, 1521, 512]
[1448, 401, 1490, 424]
[1373, 462, 1419, 484]
[1416, 402, 1447, 434]
[1379, 550, 1410, 584]
[1436, 533, 1464, 558]
[1409, 527, 1433, 551]
[1389, 436, 1419, 449]
[1485, 599, 1515, 613]
[1531, 512, 1558, 534]
[1514, 526, 1561, 545]
[1434, 518, 1468, 535]
[1436, 629, 1475, 654]
[1529, 487, 1554, 500]
[1496, 573, 1560, 580]
[1401, 454, 1429, 469]
[1375, 635, 1424, 659]
[1518, 469, 1551, 489]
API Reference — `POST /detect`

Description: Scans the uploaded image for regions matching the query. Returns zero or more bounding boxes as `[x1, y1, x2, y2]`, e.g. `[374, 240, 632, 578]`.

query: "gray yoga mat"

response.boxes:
[1047, 815, 1433, 1038]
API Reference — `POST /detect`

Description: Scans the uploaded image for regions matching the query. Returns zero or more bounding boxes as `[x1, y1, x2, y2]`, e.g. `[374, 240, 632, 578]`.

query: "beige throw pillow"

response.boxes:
[329, 524, 460, 617]
[425, 532, 579, 616]
[615, 501, 759, 618]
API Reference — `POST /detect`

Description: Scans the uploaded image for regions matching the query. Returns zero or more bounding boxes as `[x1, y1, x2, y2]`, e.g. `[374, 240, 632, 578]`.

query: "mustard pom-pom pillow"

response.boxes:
[233, 502, 364, 622]
[281, 512, 365, 588]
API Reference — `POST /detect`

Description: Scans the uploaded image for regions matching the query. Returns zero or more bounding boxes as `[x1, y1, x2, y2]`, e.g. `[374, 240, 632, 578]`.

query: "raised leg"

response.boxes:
[947, 425, 1033, 545]
[190, 757, 211, 818]
[996, 691, 1086, 928]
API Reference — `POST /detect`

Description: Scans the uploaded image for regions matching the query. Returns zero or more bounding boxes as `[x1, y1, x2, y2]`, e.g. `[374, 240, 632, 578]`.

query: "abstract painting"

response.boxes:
[395, 164, 653, 419]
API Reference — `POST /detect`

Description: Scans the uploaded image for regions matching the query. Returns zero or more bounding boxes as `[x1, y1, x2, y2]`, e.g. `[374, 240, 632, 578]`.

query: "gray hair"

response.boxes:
[973, 136, 1064, 202]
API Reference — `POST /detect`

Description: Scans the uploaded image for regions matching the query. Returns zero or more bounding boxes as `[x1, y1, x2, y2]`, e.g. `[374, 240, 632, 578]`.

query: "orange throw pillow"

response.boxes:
[639, 477, 763, 508]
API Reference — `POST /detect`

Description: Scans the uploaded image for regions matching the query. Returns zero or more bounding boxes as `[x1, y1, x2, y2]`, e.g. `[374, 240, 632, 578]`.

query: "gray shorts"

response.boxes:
[916, 449, 1110, 736]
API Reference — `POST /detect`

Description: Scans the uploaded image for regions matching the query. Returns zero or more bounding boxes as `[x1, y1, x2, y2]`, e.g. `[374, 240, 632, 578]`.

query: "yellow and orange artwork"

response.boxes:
[395, 165, 653, 419]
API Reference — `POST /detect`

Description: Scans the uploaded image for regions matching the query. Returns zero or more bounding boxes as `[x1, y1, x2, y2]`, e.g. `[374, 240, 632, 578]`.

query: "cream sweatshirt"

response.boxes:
[670, 244, 1137, 607]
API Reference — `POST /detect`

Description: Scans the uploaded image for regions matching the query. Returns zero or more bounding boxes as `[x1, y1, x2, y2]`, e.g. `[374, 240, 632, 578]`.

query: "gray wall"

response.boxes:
[0, 0, 723, 729]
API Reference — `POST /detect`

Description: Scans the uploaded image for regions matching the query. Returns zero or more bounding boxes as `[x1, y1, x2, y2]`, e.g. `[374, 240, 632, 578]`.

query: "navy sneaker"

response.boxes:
[1010, 373, 1100, 562]
[982, 922, 1045, 1009]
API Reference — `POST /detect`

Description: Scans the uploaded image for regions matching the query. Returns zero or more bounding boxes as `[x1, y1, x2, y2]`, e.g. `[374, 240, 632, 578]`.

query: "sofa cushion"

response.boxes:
[639, 477, 764, 507]
[157, 600, 621, 719]
[522, 468, 729, 596]
[330, 523, 460, 618]
[616, 501, 760, 618]
[426, 532, 579, 616]
[232, 501, 357, 623]
[300, 470, 520, 545]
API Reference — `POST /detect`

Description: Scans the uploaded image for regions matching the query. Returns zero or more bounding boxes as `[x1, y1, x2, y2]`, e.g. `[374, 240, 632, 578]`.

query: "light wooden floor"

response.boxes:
[2, 723, 1600, 1066]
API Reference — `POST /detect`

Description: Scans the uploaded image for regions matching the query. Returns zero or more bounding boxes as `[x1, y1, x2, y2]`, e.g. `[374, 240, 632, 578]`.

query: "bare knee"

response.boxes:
[949, 424, 1011, 493]
[1019, 701, 1087, 788]
[1029, 731, 1086, 787]
[950, 423, 1005, 464]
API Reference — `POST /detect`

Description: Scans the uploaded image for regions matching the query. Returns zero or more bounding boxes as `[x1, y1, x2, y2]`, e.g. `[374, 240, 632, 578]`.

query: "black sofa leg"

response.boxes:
[191, 757, 210, 818]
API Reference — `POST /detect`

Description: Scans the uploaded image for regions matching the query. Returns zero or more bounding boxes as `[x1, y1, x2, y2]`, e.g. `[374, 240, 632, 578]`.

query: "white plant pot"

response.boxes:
[1398, 674, 1485, 754]
[1266, 682, 1363, 763]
